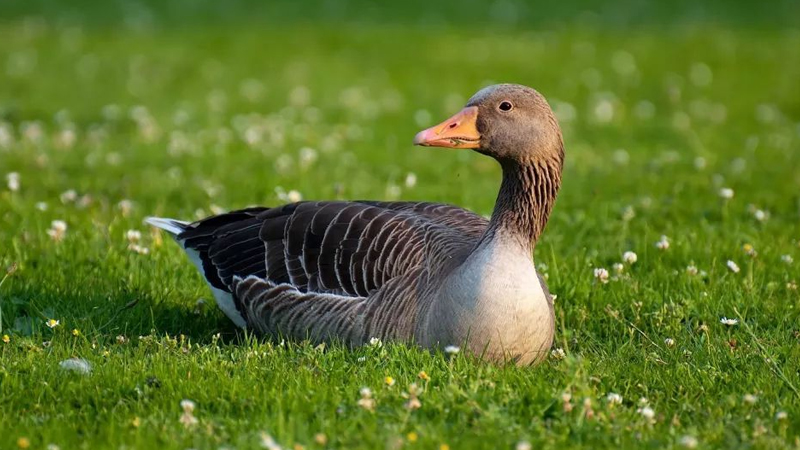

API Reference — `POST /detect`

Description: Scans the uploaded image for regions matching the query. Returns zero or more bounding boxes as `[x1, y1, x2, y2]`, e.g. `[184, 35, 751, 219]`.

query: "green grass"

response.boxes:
[2, 1, 800, 449]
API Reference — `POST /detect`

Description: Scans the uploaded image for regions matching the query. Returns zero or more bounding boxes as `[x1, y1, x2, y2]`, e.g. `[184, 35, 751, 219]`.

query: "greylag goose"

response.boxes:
[147, 84, 564, 365]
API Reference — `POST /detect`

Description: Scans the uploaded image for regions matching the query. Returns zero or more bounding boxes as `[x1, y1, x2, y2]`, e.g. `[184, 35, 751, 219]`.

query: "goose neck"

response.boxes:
[483, 157, 562, 252]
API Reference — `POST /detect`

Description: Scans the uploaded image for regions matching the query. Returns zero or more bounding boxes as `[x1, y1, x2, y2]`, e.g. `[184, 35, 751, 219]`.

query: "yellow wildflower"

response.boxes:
[407, 432, 418, 443]
[2, 334, 9, 343]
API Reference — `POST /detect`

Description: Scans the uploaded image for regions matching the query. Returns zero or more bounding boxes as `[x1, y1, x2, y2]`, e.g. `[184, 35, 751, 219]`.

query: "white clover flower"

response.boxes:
[622, 251, 637, 264]
[781, 254, 793, 264]
[128, 244, 150, 255]
[47, 220, 68, 242]
[726, 260, 740, 273]
[664, 338, 675, 347]
[6, 172, 20, 191]
[59, 358, 92, 375]
[655, 235, 670, 250]
[286, 190, 302, 203]
[593, 267, 609, 284]
[259, 432, 281, 450]
[637, 406, 655, 420]
[22, 121, 44, 144]
[743, 394, 758, 405]
[593, 98, 615, 123]
[78, 194, 92, 209]
[775, 411, 788, 421]
[60, 189, 78, 203]
[718, 187, 734, 199]
[678, 435, 699, 449]
[550, 348, 566, 360]
[298, 147, 318, 168]
[686, 265, 699, 276]
[404, 172, 417, 188]
[56, 128, 77, 149]
[693, 157, 706, 170]
[368, 337, 382, 347]
[612, 263, 624, 274]
[357, 387, 375, 411]
[385, 183, 401, 200]
[180, 399, 196, 413]
[515, 442, 532, 450]
[753, 209, 766, 221]
[444, 345, 460, 354]
[126, 229, 142, 243]
[117, 199, 134, 216]
[621, 205, 635, 221]
[179, 411, 198, 428]
[606, 392, 623, 405]
[720, 317, 739, 326]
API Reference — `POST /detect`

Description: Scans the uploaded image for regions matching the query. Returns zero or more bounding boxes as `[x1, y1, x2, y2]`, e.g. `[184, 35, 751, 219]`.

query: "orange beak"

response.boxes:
[413, 106, 481, 149]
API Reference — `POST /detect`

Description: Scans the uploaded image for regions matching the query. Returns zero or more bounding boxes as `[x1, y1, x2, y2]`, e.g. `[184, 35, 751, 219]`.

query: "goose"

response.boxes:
[147, 83, 564, 365]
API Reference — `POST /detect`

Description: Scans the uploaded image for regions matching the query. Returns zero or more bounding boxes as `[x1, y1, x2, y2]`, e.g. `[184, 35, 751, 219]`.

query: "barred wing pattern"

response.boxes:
[178, 201, 488, 343]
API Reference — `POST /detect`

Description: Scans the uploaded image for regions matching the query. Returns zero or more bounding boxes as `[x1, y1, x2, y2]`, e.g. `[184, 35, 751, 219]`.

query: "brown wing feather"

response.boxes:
[177, 201, 488, 299]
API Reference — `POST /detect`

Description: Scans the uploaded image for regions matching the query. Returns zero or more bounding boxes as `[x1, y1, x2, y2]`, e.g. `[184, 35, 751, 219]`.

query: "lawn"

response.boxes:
[1, 1, 800, 449]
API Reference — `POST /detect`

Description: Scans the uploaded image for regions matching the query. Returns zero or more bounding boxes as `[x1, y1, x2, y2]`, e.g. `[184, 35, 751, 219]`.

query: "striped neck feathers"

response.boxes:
[483, 150, 564, 253]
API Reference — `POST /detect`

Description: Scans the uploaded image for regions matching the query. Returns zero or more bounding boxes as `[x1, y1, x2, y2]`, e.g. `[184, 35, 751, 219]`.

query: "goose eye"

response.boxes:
[499, 101, 513, 112]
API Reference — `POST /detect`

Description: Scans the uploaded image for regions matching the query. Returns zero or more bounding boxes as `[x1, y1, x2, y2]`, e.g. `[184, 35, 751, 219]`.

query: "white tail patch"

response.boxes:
[183, 247, 247, 328]
[146, 216, 247, 328]
[144, 217, 189, 237]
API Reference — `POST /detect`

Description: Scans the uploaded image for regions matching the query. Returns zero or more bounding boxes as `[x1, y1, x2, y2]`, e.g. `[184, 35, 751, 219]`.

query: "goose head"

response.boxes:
[413, 84, 562, 163]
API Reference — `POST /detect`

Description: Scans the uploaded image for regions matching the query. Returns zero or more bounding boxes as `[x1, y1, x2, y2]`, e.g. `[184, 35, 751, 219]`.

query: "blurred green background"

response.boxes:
[1, 1, 800, 449]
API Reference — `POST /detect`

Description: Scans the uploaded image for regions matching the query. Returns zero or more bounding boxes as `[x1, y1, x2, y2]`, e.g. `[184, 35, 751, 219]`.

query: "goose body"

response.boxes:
[148, 84, 564, 365]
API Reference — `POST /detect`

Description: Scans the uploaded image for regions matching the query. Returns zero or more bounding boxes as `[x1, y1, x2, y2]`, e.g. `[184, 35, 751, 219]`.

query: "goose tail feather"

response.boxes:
[145, 217, 190, 237]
